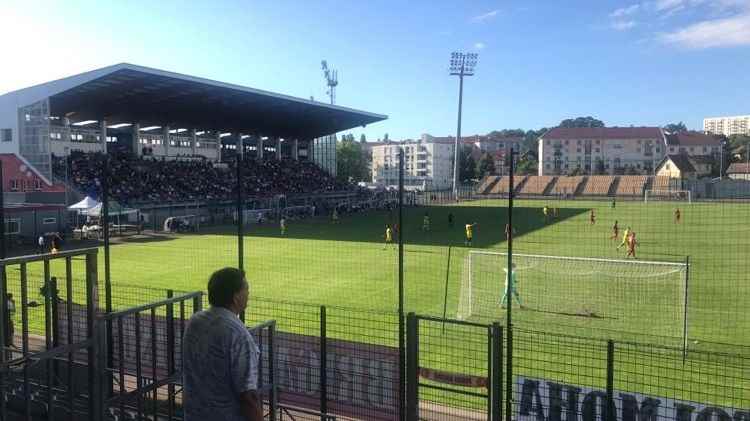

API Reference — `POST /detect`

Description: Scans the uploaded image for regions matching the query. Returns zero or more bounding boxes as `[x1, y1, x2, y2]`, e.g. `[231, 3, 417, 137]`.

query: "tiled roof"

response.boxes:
[542, 127, 663, 140]
[665, 131, 721, 146]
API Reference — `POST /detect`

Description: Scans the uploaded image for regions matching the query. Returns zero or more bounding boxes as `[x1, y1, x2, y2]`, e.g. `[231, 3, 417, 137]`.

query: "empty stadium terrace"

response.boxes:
[476, 174, 685, 199]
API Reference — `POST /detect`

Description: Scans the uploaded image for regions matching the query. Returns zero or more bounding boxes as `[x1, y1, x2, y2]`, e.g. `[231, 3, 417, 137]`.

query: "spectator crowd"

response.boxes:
[53, 152, 349, 205]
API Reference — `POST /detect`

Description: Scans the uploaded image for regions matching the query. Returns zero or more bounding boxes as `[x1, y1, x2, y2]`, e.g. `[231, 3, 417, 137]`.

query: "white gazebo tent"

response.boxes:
[67, 196, 100, 214]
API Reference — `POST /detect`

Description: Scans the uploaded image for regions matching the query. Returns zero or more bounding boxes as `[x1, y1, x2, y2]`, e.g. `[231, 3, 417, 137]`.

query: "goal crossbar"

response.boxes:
[644, 189, 692, 203]
[468, 250, 688, 269]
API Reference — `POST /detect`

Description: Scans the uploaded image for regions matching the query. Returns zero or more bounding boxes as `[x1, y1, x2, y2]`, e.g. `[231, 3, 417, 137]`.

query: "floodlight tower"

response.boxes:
[322, 60, 339, 105]
[449, 52, 478, 199]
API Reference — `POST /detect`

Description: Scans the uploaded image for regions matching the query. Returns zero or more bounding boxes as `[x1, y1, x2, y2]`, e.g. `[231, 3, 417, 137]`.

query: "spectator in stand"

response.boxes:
[183, 268, 261, 421]
[54, 151, 348, 205]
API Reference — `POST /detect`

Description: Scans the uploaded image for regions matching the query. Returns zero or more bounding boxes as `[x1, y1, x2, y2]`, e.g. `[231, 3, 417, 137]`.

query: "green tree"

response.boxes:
[383, 133, 389, 141]
[516, 154, 538, 175]
[663, 122, 687, 133]
[336, 136, 368, 183]
[458, 146, 476, 182]
[559, 116, 605, 128]
[476, 152, 496, 177]
[360, 134, 366, 143]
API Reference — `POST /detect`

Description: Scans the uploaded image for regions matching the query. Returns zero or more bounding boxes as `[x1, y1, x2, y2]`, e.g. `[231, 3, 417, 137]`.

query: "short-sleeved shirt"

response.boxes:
[183, 306, 259, 421]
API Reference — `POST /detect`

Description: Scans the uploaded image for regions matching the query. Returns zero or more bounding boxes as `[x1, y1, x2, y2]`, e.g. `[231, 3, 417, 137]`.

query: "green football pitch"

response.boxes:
[6, 198, 749, 408]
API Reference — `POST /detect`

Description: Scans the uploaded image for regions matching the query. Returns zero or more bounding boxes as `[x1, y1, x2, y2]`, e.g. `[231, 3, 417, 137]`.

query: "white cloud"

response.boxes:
[610, 4, 641, 17]
[471, 10, 500, 23]
[474, 42, 486, 50]
[660, 12, 750, 47]
[654, 0, 690, 12]
[612, 20, 639, 30]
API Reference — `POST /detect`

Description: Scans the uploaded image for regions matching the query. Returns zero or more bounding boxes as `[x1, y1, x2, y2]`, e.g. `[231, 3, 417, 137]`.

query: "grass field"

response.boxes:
[5, 197, 749, 409]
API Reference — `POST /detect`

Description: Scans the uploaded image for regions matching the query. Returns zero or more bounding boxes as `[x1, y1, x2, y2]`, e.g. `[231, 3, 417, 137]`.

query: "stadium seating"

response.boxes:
[581, 176, 615, 196]
[617, 176, 649, 196]
[550, 176, 585, 196]
[54, 152, 347, 205]
[651, 176, 671, 191]
[490, 175, 527, 194]
[476, 176, 499, 194]
[519, 176, 555, 195]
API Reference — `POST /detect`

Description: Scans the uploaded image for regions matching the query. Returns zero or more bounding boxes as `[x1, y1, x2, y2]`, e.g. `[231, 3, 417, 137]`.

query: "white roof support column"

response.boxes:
[217, 131, 222, 162]
[163, 126, 170, 158]
[132, 123, 140, 156]
[276, 137, 282, 160]
[236, 133, 244, 159]
[258, 137, 264, 161]
[100, 120, 107, 153]
[293, 138, 299, 160]
[191, 129, 197, 156]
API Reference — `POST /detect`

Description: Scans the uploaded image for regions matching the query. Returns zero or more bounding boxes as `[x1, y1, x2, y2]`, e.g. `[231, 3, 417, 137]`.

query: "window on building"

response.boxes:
[689, 147, 694, 153]
[656, 147, 661, 153]
[703, 147, 707, 153]
[1, 128, 12, 142]
[666, 163, 671, 170]
[595, 148, 600, 153]
[9, 179, 19, 191]
[577, 148, 581, 153]
[564, 140, 569, 145]
[34, 179, 41, 190]
[43, 217, 56, 225]
[4, 219, 20, 235]
[596, 140, 600, 145]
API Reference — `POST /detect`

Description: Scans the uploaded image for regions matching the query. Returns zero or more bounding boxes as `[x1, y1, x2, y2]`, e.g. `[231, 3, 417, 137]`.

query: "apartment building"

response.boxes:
[703, 115, 750, 137]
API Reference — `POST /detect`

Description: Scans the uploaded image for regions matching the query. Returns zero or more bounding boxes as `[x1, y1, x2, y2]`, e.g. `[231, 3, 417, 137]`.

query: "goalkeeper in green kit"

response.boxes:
[501, 263, 523, 309]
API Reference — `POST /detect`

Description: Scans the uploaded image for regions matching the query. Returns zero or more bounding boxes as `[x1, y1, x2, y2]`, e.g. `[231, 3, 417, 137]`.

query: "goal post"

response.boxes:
[644, 189, 691, 203]
[457, 251, 690, 345]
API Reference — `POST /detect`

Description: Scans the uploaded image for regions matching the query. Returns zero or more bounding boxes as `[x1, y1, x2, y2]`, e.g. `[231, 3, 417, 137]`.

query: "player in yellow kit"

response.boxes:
[383, 225, 394, 250]
[465, 223, 478, 246]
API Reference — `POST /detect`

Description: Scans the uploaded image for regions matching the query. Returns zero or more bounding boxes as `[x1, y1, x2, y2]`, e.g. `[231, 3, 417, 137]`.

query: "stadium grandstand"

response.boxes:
[550, 175, 584, 196]
[518, 175, 554, 195]
[0, 63, 386, 220]
[615, 175, 649, 196]
[581, 175, 615, 196]
[489, 175, 527, 194]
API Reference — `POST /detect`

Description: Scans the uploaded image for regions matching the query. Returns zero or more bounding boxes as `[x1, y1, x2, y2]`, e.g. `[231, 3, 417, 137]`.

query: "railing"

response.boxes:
[0, 247, 101, 421]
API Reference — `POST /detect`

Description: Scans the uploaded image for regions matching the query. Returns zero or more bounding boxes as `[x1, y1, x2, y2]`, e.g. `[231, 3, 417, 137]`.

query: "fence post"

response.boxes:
[193, 294, 203, 313]
[93, 318, 108, 421]
[398, 147, 406, 421]
[405, 312, 418, 421]
[166, 289, 176, 421]
[320, 305, 328, 420]
[268, 321, 277, 421]
[491, 322, 503, 421]
[606, 340, 615, 421]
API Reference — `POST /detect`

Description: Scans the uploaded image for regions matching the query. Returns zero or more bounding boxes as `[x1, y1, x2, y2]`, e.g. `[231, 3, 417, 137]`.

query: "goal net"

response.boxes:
[644, 189, 691, 203]
[457, 251, 688, 340]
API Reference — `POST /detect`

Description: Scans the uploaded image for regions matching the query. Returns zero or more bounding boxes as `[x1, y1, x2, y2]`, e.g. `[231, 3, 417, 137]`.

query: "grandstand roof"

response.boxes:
[542, 127, 663, 140]
[665, 131, 721, 146]
[1, 63, 387, 139]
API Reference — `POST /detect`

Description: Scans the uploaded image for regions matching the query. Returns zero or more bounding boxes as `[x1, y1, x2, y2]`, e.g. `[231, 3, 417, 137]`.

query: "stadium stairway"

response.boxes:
[577, 176, 590, 196]
[476, 176, 500, 194]
[514, 175, 530, 194]
[542, 177, 558, 195]
[608, 177, 620, 196]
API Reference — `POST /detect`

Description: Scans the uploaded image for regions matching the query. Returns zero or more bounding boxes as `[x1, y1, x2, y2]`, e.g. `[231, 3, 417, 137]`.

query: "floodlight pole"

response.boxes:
[450, 53, 477, 200]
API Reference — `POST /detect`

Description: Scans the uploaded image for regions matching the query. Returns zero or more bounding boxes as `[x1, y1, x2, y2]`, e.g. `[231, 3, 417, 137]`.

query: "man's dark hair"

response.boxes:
[208, 268, 246, 307]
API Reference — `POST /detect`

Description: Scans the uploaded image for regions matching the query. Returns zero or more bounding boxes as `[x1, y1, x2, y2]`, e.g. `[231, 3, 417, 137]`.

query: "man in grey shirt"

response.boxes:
[183, 268, 262, 421]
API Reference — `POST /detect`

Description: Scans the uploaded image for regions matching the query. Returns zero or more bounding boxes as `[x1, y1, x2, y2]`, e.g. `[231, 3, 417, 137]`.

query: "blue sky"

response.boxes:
[1, 0, 748, 140]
